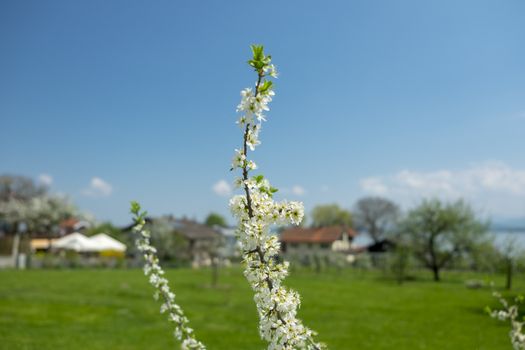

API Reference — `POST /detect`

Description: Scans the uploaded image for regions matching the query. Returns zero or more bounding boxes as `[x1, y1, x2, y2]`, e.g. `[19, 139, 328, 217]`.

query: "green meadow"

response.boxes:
[0, 268, 519, 349]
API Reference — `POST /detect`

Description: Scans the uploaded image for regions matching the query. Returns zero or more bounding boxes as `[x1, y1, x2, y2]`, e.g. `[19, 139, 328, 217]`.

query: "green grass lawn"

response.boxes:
[0, 267, 519, 349]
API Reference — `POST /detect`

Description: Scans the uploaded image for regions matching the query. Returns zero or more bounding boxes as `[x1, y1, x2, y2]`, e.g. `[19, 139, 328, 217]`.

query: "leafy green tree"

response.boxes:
[204, 212, 228, 227]
[465, 239, 500, 272]
[310, 204, 352, 228]
[86, 221, 124, 240]
[400, 199, 488, 281]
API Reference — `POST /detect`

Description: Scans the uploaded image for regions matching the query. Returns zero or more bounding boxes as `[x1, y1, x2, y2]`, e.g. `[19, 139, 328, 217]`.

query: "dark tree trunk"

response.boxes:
[428, 233, 441, 282]
[314, 255, 321, 274]
[506, 258, 512, 290]
[432, 265, 440, 281]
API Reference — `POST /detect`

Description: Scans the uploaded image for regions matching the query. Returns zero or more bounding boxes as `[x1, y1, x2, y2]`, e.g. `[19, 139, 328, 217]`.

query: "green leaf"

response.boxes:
[253, 175, 264, 183]
[259, 186, 273, 198]
[259, 80, 273, 93]
[248, 45, 271, 72]
[130, 201, 141, 215]
[251, 45, 264, 60]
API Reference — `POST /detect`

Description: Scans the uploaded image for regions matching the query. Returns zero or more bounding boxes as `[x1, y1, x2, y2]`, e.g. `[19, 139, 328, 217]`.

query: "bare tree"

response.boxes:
[354, 196, 400, 243]
[0, 175, 46, 202]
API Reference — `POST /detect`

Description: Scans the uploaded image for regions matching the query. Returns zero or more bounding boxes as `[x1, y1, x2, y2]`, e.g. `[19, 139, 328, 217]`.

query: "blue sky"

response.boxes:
[1, 0, 524, 225]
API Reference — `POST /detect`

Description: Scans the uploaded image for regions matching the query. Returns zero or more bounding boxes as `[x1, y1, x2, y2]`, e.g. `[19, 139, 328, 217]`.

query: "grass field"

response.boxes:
[0, 267, 520, 349]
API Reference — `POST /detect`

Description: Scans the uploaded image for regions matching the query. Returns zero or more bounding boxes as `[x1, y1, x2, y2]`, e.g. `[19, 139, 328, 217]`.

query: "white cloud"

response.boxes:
[82, 177, 113, 197]
[212, 180, 232, 197]
[38, 174, 53, 186]
[281, 185, 307, 196]
[291, 185, 306, 196]
[359, 162, 525, 217]
[360, 177, 388, 195]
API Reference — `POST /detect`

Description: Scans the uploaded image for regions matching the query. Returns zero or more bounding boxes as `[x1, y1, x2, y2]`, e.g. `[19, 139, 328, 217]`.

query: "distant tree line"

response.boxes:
[309, 196, 520, 285]
[0, 175, 84, 264]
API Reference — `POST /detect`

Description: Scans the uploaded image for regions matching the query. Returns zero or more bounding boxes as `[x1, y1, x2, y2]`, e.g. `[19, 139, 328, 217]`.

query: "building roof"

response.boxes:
[52, 232, 100, 252]
[168, 219, 220, 240]
[122, 217, 220, 241]
[90, 233, 127, 252]
[280, 226, 357, 244]
[60, 218, 78, 228]
[214, 226, 236, 237]
[51, 232, 127, 252]
[59, 218, 90, 233]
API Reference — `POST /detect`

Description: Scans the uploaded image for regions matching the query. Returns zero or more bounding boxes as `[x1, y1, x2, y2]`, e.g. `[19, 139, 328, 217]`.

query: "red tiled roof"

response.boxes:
[280, 226, 356, 243]
[60, 218, 79, 229]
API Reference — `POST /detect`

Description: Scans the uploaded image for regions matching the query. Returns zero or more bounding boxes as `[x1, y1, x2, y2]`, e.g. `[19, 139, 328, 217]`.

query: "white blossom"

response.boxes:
[131, 203, 206, 350]
[489, 292, 525, 350]
[232, 149, 246, 169]
[230, 46, 323, 350]
[264, 64, 279, 78]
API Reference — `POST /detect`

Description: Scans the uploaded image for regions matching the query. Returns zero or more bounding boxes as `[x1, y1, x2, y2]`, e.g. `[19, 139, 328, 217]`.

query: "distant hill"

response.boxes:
[490, 217, 525, 233]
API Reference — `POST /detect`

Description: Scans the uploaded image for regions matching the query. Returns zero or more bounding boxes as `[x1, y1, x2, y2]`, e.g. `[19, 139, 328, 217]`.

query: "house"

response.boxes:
[59, 218, 91, 236]
[280, 226, 357, 256]
[366, 239, 396, 253]
[123, 216, 222, 267]
[166, 218, 222, 267]
[213, 226, 240, 259]
[30, 238, 56, 253]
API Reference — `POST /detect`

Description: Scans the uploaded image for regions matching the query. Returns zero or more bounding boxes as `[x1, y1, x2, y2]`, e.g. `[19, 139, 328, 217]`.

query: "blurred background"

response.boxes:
[1, 1, 524, 349]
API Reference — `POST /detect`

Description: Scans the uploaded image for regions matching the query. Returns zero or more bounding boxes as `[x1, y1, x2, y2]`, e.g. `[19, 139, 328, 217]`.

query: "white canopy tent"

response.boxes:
[51, 232, 100, 252]
[51, 232, 126, 253]
[89, 233, 127, 252]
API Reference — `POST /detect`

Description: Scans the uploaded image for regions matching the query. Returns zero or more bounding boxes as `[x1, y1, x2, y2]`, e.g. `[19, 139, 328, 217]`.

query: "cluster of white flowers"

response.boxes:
[488, 291, 525, 350]
[131, 202, 206, 350]
[230, 45, 323, 350]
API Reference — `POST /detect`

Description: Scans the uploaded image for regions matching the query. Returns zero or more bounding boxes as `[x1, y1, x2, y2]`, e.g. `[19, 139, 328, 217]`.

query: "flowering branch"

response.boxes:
[230, 45, 324, 350]
[487, 291, 525, 349]
[131, 201, 206, 350]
